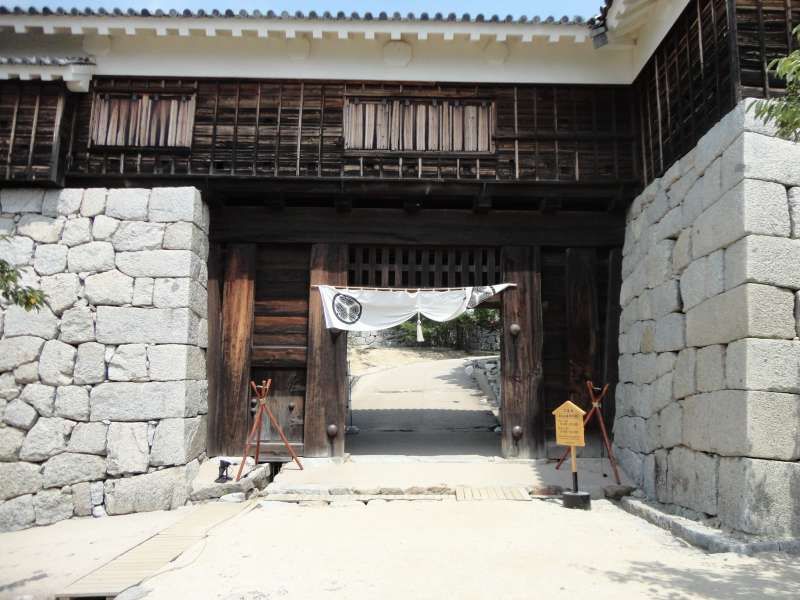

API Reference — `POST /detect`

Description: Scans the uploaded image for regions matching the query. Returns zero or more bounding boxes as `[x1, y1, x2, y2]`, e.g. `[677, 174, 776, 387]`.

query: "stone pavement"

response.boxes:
[268, 456, 630, 499]
[346, 357, 500, 456]
[6, 497, 796, 600]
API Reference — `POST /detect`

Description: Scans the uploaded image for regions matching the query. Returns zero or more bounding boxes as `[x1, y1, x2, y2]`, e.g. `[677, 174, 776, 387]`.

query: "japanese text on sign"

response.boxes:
[553, 400, 586, 447]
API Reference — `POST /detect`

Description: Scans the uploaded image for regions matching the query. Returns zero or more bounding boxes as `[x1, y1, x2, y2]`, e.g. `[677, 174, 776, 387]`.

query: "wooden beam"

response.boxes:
[304, 243, 349, 457]
[206, 243, 224, 455]
[565, 248, 599, 408]
[219, 244, 256, 456]
[602, 248, 622, 427]
[212, 207, 625, 248]
[501, 246, 545, 459]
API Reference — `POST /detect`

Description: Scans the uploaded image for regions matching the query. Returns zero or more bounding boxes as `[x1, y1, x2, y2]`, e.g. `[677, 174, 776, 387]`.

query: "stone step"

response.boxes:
[260, 494, 455, 504]
[261, 483, 563, 501]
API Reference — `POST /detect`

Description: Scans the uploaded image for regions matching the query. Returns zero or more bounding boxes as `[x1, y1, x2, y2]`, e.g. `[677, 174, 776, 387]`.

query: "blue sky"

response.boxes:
[18, 1, 603, 19]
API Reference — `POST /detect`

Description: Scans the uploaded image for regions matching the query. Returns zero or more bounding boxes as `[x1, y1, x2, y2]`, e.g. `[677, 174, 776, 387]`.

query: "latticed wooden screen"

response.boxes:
[634, 0, 735, 182]
[0, 81, 67, 183]
[89, 91, 196, 148]
[348, 246, 502, 288]
[343, 97, 495, 153]
[735, 0, 800, 98]
[64, 78, 636, 184]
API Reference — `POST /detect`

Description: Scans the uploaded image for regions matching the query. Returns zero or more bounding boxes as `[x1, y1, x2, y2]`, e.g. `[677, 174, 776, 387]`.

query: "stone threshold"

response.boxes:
[261, 494, 456, 504]
[619, 497, 800, 555]
[261, 482, 561, 497]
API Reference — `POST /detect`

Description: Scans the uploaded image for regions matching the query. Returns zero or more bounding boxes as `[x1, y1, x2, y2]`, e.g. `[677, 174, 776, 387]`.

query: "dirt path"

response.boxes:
[347, 346, 485, 376]
[346, 357, 499, 456]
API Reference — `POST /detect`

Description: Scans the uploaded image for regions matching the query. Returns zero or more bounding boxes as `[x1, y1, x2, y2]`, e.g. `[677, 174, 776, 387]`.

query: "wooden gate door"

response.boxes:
[248, 244, 311, 459]
[304, 244, 349, 457]
[500, 246, 545, 458]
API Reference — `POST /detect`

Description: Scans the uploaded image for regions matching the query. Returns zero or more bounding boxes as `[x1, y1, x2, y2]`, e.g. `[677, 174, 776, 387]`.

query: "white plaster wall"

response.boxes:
[0, 29, 633, 85]
[0, 187, 210, 532]
[615, 101, 800, 538]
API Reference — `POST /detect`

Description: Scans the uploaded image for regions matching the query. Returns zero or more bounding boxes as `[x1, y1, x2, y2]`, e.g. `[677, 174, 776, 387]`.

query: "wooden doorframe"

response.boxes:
[215, 243, 257, 456]
[500, 246, 545, 458]
[304, 243, 349, 457]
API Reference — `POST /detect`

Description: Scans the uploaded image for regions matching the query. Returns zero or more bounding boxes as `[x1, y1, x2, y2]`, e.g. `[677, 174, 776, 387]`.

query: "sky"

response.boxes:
[17, 1, 603, 20]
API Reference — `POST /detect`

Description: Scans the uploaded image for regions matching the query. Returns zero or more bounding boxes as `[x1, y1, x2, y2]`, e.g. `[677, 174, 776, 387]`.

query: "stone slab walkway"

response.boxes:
[268, 457, 631, 498]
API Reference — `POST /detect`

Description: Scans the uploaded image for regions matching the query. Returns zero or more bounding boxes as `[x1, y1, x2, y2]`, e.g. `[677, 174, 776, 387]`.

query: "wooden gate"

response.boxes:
[209, 239, 620, 459]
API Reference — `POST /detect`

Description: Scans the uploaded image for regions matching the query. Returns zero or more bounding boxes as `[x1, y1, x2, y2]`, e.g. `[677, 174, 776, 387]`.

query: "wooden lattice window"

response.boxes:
[89, 91, 196, 149]
[343, 97, 495, 153]
[348, 246, 502, 288]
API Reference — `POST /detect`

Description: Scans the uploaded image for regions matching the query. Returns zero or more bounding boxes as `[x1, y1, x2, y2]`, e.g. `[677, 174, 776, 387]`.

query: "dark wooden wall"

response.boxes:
[49, 78, 638, 192]
[0, 81, 70, 184]
[633, 0, 799, 184]
[633, 0, 737, 182]
[735, 0, 800, 98]
[348, 246, 502, 288]
[250, 245, 310, 457]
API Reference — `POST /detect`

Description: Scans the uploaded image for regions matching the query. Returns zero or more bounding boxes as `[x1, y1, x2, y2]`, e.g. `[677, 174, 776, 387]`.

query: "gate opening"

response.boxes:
[344, 311, 503, 457]
[342, 245, 506, 457]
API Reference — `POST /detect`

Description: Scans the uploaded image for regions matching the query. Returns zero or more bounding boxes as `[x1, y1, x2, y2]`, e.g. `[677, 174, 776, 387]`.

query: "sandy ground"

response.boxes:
[347, 346, 485, 376]
[126, 499, 798, 600]
[0, 506, 194, 599]
[347, 357, 499, 456]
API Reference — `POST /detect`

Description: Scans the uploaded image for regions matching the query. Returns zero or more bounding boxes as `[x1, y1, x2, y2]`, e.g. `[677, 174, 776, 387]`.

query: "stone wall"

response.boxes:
[615, 101, 800, 538]
[0, 187, 209, 532]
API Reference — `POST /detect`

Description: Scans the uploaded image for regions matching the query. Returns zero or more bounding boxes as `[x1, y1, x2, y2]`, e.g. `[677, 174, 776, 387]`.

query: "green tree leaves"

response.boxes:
[750, 25, 800, 142]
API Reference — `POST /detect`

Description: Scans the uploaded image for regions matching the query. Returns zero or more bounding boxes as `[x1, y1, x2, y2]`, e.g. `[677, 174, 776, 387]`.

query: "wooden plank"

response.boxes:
[501, 246, 544, 458]
[254, 298, 309, 317]
[602, 248, 622, 427]
[219, 244, 256, 456]
[244, 442, 305, 460]
[212, 208, 625, 248]
[4, 84, 20, 179]
[250, 367, 305, 443]
[254, 315, 308, 332]
[58, 503, 248, 599]
[206, 243, 224, 455]
[251, 345, 308, 367]
[26, 86, 41, 175]
[565, 248, 599, 409]
[304, 243, 348, 457]
[252, 332, 307, 347]
[49, 91, 66, 183]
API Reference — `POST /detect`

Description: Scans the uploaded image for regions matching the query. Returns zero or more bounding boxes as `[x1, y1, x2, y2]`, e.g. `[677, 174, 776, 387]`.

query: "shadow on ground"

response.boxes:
[587, 556, 800, 600]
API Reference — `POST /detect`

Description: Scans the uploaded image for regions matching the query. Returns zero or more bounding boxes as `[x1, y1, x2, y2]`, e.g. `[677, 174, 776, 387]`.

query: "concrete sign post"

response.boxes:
[553, 401, 591, 510]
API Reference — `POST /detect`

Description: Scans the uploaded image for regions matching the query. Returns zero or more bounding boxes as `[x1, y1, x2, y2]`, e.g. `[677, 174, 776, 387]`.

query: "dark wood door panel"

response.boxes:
[251, 367, 306, 444]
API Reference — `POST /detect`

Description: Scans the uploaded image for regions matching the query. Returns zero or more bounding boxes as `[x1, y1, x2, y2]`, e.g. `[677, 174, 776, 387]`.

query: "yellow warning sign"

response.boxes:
[553, 400, 586, 447]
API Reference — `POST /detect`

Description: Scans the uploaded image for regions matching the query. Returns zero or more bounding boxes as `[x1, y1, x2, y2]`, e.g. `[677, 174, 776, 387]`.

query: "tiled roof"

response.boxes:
[0, 55, 94, 65]
[0, 6, 588, 25]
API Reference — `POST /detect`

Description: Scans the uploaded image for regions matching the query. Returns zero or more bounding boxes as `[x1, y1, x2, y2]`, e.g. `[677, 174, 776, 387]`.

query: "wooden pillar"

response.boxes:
[501, 246, 544, 459]
[602, 248, 622, 427]
[565, 248, 599, 409]
[304, 243, 348, 457]
[219, 244, 256, 456]
[206, 243, 223, 455]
